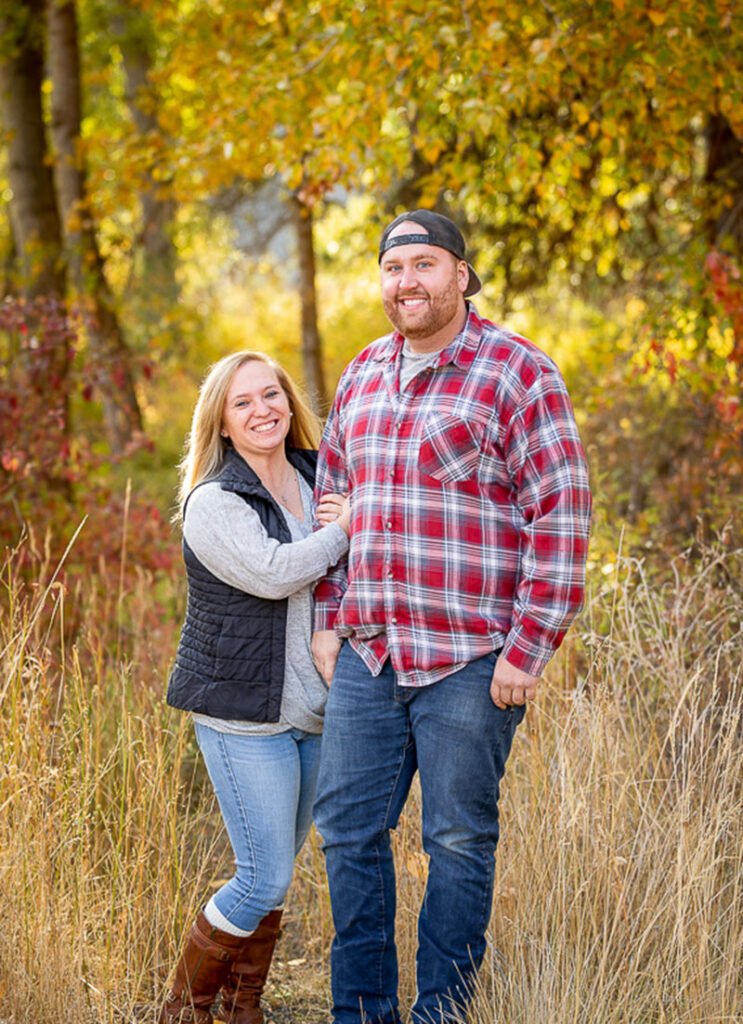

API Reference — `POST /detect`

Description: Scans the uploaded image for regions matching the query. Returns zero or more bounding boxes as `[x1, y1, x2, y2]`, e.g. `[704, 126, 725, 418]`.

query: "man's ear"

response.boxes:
[457, 260, 469, 293]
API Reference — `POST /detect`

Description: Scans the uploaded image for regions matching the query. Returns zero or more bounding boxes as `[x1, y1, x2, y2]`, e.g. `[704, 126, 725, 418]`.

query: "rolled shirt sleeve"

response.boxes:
[501, 367, 592, 676]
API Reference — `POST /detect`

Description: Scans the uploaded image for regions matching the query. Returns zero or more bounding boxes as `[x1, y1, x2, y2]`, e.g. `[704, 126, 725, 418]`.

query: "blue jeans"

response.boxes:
[194, 722, 322, 933]
[314, 645, 525, 1024]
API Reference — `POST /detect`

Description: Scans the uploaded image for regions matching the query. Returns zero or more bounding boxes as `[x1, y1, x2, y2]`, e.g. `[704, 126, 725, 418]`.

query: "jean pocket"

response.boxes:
[418, 414, 485, 484]
[502, 702, 527, 734]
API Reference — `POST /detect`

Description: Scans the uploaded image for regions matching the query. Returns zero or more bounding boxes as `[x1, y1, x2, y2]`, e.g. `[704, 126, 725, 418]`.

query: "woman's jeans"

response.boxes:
[314, 644, 525, 1024]
[194, 722, 322, 933]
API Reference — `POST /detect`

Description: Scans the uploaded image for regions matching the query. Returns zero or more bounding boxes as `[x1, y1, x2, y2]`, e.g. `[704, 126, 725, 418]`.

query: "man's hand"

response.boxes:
[490, 654, 541, 709]
[312, 630, 342, 686]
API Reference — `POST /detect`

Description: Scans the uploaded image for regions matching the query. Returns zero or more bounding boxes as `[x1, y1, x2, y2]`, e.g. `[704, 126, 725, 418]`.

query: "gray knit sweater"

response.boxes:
[184, 473, 347, 735]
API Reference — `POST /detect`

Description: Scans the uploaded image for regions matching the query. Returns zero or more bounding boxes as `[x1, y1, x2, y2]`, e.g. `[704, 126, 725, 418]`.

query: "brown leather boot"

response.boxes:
[160, 912, 249, 1024]
[215, 909, 283, 1024]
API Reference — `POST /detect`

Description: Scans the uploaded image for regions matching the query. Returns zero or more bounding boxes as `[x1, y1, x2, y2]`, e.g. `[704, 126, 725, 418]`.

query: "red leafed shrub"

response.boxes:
[0, 297, 177, 584]
[702, 250, 743, 464]
[706, 249, 743, 351]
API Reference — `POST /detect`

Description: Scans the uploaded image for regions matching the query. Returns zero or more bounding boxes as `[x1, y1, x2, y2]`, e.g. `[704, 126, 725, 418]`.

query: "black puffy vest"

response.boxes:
[166, 447, 318, 722]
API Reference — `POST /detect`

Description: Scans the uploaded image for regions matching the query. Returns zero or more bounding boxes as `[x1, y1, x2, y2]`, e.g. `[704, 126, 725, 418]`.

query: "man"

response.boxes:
[312, 210, 591, 1024]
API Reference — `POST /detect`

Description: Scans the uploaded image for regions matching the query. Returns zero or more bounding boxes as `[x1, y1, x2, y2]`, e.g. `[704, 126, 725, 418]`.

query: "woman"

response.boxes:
[160, 351, 350, 1024]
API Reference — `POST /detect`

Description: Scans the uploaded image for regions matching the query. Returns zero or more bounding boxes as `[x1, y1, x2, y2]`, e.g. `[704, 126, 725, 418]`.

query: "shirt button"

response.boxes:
[387, 570, 394, 579]
[386, 520, 392, 529]
[390, 616, 398, 625]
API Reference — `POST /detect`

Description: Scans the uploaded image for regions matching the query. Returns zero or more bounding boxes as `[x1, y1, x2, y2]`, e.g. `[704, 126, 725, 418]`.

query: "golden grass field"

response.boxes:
[1, 537, 741, 1024]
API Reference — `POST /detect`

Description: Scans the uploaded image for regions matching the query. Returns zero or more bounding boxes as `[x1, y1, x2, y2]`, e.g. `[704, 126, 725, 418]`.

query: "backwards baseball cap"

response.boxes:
[378, 209, 482, 298]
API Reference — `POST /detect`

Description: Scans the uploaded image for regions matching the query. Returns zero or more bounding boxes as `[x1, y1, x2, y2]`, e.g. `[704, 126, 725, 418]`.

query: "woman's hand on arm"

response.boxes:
[316, 492, 351, 534]
[184, 485, 348, 599]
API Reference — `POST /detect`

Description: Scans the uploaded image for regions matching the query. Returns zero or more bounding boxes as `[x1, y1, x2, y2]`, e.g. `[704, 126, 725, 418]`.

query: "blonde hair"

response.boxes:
[176, 351, 321, 516]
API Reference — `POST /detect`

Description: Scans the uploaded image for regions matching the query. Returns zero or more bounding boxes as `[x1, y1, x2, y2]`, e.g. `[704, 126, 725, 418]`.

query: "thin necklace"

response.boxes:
[268, 466, 299, 508]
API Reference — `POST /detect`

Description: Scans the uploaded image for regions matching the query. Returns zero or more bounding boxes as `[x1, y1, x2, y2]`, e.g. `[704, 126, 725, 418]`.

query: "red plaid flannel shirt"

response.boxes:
[314, 304, 592, 685]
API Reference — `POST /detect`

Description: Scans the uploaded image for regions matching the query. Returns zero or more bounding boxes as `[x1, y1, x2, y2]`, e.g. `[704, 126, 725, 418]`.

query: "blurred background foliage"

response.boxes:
[1, 0, 741, 580]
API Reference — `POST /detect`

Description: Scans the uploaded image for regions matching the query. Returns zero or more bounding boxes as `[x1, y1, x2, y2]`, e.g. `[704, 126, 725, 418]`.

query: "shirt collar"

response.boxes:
[374, 302, 483, 368]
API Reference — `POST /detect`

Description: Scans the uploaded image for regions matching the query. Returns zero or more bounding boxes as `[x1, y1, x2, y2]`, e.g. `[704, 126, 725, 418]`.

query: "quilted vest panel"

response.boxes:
[166, 447, 317, 723]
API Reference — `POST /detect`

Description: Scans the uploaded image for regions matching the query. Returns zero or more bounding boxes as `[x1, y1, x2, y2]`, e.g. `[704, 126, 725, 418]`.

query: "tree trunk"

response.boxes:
[705, 114, 743, 253]
[113, 5, 180, 320]
[0, 0, 71, 489]
[47, 0, 143, 450]
[291, 194, 327, 414]
[1, 205, 18, 298]
[120, 40, 179, 303]
[0, 0, 66, 301]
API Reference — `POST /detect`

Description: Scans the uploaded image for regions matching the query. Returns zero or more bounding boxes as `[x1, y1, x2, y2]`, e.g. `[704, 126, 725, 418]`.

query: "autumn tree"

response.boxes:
[104, 0, 181, 327]
[48, 0, 142, 448]
[151, 1, 740, 300]
[0, 0, 71, 476]
[291, 191, 328, 410]
[143, 1, 379, 409]
[0, 0, 66, 301]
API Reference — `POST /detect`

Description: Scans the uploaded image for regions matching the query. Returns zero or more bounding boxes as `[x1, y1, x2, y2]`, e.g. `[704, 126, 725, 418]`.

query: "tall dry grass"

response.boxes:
[1, 536, 741, 1023]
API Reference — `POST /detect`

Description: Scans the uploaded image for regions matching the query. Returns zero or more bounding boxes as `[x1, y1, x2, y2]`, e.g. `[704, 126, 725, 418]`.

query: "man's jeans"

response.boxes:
[314, 644, 525, 1024]
[195, 722, 322, 933]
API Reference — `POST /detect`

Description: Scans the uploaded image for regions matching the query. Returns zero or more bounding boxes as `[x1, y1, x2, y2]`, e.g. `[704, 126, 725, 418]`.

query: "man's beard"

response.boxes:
[383, 277, 462, 340]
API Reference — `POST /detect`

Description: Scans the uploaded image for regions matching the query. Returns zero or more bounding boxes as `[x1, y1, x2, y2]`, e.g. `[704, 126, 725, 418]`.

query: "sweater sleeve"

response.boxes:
[183, 483, 348, 600]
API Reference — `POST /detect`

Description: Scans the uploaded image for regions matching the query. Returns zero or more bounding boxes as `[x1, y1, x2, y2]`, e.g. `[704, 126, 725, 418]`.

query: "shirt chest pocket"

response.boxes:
[417, 414, 485, 484]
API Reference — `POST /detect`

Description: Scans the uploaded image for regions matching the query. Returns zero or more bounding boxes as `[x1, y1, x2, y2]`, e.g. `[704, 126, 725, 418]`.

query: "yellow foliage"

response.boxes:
[706, 319, 735, 361]
[572, 101, 590, 126]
